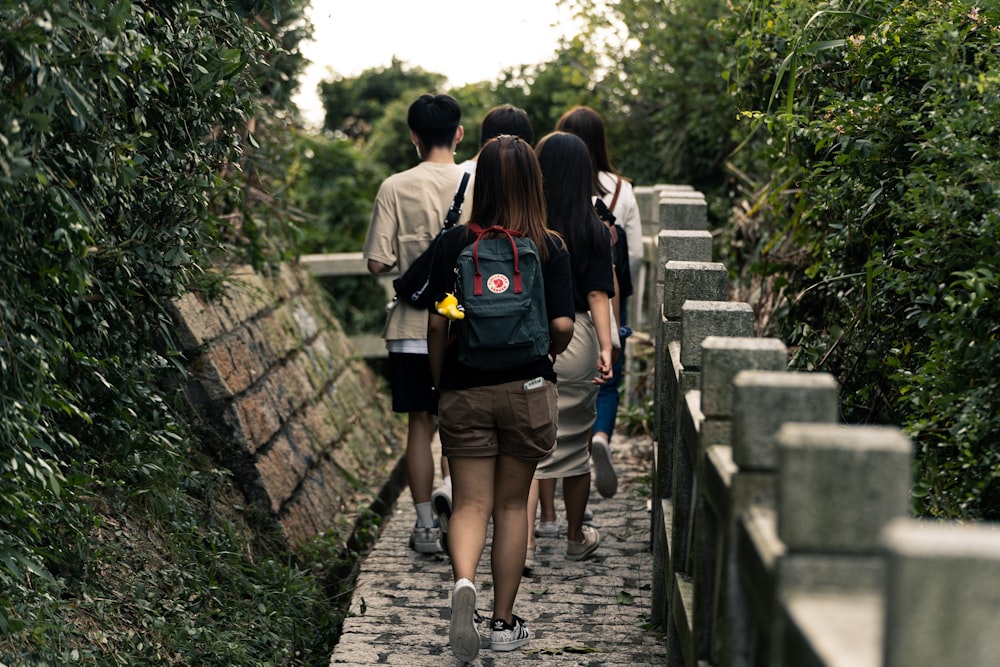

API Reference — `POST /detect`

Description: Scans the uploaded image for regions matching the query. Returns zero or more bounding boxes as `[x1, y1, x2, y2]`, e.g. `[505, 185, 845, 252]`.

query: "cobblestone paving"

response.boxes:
[330, 432, 668, 666]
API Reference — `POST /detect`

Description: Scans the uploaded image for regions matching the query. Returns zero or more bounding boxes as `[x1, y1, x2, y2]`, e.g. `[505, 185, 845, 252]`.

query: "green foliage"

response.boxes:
[1, 0, 254, 612]
[281, 132, 390, 335]
[287, 133, 383, 254]
[564, 0, 733, 190]
[2, 459, 344, 665]
[0, 0, 346, 662]
[617, 338, 656, 439]
[490, 33, 603, 139]
[319, 57, 445, 143]
[720, 0, 1000, 518]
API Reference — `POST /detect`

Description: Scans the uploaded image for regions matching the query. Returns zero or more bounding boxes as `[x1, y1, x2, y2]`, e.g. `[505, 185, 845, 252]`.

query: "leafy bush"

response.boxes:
[0, 1, 356, 663]
[719, 0, 1000, 518]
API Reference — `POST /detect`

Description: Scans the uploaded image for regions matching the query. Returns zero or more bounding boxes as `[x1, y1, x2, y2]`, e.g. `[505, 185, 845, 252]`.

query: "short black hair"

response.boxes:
[479, 104, 533, 147]
[407, 94, 461, 149]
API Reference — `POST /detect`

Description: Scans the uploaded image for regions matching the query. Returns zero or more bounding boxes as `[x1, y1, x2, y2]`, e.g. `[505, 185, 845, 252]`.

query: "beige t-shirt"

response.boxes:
[362, 161, 472, 343]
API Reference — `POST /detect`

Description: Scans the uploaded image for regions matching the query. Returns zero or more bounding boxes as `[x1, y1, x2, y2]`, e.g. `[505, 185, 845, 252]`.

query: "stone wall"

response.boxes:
[170, 263, 405, 549]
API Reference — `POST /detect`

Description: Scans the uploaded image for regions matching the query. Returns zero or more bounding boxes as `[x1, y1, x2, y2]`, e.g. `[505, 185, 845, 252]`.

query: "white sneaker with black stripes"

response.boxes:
[490, 614, 529, 652]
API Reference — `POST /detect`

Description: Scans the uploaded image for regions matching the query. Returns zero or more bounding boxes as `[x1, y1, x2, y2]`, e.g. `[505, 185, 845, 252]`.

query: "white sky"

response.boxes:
[294, 1, 577, 128]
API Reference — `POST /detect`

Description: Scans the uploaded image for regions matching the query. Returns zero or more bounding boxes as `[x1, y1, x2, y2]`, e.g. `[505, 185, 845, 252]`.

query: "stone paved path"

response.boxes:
[330, 431, 667, 666]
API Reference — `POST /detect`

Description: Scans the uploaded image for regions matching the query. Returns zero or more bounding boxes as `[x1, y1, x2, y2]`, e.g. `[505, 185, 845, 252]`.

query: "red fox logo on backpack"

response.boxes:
[487, 274, 510, 294]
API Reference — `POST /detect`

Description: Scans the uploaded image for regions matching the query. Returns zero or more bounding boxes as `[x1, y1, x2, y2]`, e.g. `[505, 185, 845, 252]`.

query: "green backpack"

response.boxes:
[455, 224, 549, 370]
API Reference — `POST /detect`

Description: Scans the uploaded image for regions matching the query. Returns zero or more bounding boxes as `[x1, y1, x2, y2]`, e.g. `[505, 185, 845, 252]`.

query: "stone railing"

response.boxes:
[299, 252, 395, 359]
[649, 190, 1000, 667]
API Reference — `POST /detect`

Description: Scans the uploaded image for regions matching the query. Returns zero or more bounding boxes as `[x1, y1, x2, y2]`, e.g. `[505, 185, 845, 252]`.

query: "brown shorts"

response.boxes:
[438, 378, 558, 461]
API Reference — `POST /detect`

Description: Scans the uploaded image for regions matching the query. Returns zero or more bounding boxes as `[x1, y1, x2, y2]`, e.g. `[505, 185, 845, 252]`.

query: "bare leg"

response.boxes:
[490, 455, 537, 624]
[526, 479, 539, 551]
[448, 456, 494, 583]
[407, 411, 437, 504]
[537, 477, 558, 523]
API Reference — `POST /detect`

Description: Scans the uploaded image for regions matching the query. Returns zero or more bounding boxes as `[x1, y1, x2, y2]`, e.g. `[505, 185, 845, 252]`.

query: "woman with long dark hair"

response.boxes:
[425, 135, 575, 661]
[556, 105, 642, 499]
[528, 131, 615, 567]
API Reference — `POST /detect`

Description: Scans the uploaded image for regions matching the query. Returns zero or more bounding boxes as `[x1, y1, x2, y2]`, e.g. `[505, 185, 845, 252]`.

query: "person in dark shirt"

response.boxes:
[557, 106, 642, 499]
[426, 135, 574, 661]
[529, 131, 616, 565]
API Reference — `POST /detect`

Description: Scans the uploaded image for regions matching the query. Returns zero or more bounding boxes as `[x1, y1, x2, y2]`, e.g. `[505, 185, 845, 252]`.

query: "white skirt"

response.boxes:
[535, 312, 599, 479]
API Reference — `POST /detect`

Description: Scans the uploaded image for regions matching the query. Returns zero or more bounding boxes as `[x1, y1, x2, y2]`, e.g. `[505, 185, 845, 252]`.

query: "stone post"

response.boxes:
[659, 189, 708, 232]
[656, 262, 729, 496]
[664, 302, 754, 666]
[882, 519, 1000, 667]
[697, 337, 789, 666]
[654, 230, 714, 337]
[776, 423, 912, 667]
[728, 371, 839, 667]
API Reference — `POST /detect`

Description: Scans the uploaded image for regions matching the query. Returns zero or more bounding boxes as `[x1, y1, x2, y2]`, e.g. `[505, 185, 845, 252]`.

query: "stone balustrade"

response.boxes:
[649, 185, 1000, 667]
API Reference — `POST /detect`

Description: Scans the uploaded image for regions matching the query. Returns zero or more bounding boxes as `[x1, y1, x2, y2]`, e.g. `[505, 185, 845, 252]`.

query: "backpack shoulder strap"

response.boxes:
[609, 175, 623, 213]
[443, 172, 472, 229]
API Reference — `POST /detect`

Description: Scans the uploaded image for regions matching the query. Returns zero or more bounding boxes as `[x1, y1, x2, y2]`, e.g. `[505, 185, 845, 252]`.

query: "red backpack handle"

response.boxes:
[468, 224, 523, 296]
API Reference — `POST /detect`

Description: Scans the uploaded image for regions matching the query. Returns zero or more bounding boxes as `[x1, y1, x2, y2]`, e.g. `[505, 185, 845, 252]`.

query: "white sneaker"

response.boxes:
[450, 578, 479, 662]
[490, 614, 530, 651]
[431, 483, 453, 533]
[591, 437, 618, 498]
[566, 525, 601, 561]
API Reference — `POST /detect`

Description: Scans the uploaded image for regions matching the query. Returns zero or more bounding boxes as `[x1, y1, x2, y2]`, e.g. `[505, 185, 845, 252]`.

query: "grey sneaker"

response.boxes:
[534, 516, 561, 538]
[431, 483, 452, 533]
[408, 523, 441, 554]
[450, 578, 479, 662]
[490, 614, 530, 652]
[566, 525, 601, 561]
[591, 437, 618, 498]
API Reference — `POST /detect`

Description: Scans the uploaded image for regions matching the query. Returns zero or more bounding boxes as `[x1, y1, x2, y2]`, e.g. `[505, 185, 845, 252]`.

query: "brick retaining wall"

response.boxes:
[170, 263, 405, 549]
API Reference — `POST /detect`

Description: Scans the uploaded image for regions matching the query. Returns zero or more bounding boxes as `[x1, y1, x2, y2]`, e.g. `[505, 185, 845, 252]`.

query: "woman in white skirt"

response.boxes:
[527, 131, 616, 567]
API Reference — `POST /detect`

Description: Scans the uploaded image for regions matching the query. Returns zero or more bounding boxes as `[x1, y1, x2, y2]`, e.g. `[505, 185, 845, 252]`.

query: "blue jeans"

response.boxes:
[593, 299, 627, 436]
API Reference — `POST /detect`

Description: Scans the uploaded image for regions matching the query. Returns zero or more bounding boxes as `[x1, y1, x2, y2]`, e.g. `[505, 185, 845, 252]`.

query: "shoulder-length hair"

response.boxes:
[555, 105, 615, 197]
[469, 135, 551, 259]
[535, 131, 605, 274]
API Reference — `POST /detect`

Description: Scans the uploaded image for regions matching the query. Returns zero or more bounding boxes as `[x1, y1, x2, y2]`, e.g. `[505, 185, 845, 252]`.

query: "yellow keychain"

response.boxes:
[434, 293, 465, 320]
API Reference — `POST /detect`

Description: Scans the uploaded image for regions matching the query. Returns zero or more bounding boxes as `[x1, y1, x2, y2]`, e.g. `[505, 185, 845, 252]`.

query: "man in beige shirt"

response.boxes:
[362, 93, 469, 554]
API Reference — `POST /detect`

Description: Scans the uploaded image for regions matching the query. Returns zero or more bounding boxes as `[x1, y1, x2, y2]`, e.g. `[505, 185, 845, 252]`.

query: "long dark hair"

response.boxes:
[555, 105, 615, 197]
[469, 135, 552, 259]
[535, 131, 605, 274]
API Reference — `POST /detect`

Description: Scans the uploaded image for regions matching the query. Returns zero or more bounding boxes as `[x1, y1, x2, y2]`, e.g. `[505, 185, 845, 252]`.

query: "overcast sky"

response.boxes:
[294, 1, 576, 128]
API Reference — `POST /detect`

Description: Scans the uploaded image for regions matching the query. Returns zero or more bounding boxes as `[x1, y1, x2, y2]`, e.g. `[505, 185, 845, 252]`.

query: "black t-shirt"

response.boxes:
[426, 224, 575, 390]
[570, 223, 616, 313]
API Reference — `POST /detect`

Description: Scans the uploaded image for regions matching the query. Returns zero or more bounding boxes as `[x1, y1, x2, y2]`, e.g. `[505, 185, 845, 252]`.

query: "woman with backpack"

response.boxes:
[425, 135, 575, 662]
[527, 131, 616, 567]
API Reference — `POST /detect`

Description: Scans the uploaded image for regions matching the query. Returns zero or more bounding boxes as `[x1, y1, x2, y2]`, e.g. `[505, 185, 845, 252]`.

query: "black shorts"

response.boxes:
[388, 352, 437, 414]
